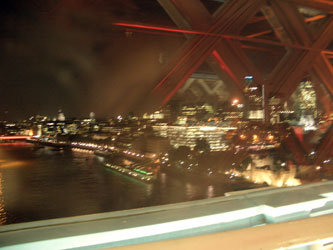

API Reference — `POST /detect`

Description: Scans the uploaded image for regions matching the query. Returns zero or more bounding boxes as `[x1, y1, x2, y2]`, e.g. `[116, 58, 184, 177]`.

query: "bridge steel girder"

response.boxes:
[281, 0, 333, 14]
[268, 13, 333, 100]
[311, 71, 333, 116]
[266, 1, 333, 162]
[153, 0, 265, 105]
[158, 0, 243, 99]
[314, 126, 333, 165]
[246, 14, 327, 39]
[269, 2, 312, 46]
[269, 1, 333, 100]
[260, 6, 293, 45]
[313, 53, 333, 96]
[153, 0, 332, 107]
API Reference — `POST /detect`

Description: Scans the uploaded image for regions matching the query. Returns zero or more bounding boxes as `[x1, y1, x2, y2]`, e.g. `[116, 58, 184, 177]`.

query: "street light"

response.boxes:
[231, 98, 239, 106]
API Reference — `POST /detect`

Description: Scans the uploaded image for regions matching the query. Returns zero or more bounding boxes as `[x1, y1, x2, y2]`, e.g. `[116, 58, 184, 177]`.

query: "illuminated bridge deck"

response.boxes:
[0, 181, 332, 250]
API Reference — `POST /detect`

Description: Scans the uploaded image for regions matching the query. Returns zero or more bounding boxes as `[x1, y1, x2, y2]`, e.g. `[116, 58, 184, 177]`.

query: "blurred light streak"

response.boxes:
[112, 23, 333, 53]
[0, 161, 28, 169]
[0, 136, 31, 140]
[113, 23, 211, 36]
[212, 50, 240, 87]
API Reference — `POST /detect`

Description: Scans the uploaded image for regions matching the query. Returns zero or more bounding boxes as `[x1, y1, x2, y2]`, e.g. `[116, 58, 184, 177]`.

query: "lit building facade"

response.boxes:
[153, 125, 232, 151]
[243, 76, 264, 120]
[291, 80, 318, 118]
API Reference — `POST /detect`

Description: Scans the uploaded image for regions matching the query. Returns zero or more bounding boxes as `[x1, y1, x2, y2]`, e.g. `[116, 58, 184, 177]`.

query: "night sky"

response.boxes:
[0, 0, 182, 121]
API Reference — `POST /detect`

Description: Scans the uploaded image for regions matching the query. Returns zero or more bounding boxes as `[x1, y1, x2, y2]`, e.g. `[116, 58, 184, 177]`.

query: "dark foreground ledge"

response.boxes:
[0, 181, 332, 250]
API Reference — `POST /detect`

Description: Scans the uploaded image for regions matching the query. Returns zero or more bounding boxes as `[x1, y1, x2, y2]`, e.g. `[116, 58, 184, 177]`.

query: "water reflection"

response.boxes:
[160, 172, 167, 187]
[0, 172, 7, 224]
[207, 185, 214, 198]
[185, 182, 195, 199]
[0, 161, 29, 169]
[0, 143, 259, 225]
[146, 184, 153, 197]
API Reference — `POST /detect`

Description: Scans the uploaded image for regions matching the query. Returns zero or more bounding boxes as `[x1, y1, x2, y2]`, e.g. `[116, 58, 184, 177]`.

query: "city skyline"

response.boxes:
[0, 1, 332, 249]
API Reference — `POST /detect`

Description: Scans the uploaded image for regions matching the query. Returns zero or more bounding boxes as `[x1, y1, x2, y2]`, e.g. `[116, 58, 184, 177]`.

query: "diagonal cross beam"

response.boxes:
[152, 0, 265, 105]
[157, 0, 244, 99]
[165, 0, 266, 85]
[312, 52, 333, 96]
[268, 1, 333, 100]
[314, 125, 333, 165]
[267, 1, 333, 162]
[311, 73, 332, 116]
[281, 0, 333, 14]
[268, 15, 333, 100]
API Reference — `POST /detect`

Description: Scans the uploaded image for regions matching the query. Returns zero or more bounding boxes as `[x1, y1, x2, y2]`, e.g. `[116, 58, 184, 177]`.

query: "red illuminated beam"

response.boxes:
[112, 22, 333, 53]
[212, 50, 240, 88]
[113, 23, 211, 36]
[246, 15, 327, 39]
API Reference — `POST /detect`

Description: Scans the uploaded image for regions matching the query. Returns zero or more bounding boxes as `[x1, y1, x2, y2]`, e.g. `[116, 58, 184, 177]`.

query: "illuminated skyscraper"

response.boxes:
[291, 80, 317, 118]
[243, 76, 263, 120]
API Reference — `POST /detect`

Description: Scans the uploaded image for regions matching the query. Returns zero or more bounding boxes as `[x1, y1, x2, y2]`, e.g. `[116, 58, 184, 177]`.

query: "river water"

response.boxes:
[0, 143, 256, 225]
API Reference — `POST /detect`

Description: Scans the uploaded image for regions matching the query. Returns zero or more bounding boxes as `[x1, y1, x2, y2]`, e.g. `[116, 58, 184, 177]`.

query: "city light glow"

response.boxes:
[1, 2, 333, 249]
[232, 99, 239, 105]
[0, 136, 32, 140]
[266, 135, 274, 141]
[240, 134, 246, 140]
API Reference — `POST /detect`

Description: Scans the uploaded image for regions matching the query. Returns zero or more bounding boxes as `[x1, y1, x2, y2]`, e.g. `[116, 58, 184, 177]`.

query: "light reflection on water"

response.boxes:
[207, 185, 215, 198]
[0, 172, 7, 224]
[185, 182, 195, 199]
[0, 143, 258, 225]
